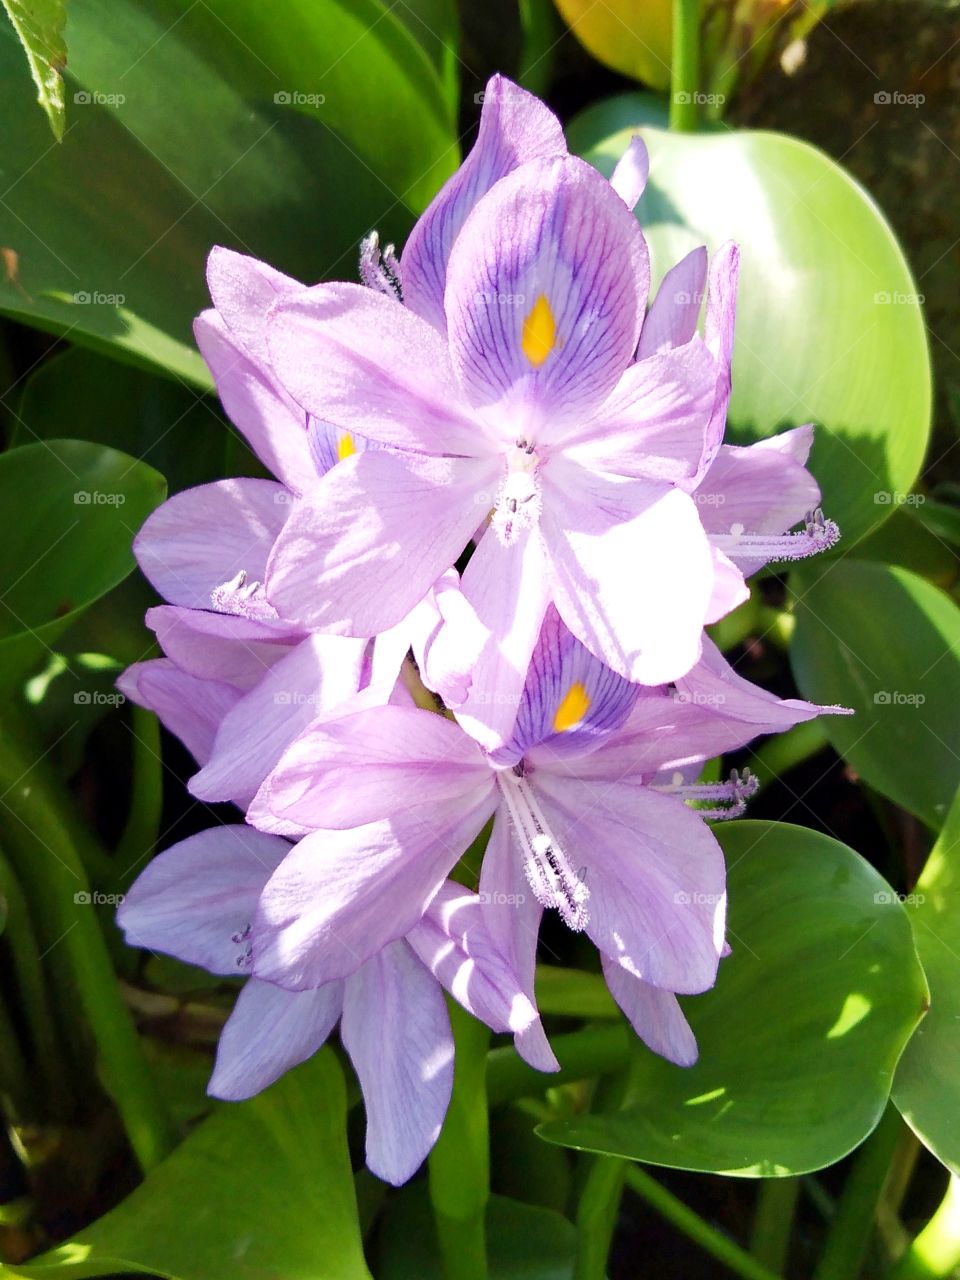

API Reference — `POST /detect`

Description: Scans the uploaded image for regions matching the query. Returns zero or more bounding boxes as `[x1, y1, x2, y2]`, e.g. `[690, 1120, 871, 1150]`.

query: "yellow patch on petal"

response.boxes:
[553, 682, 591, 733]
[521, 294, 557, 367]
[337, 433, 356, 461]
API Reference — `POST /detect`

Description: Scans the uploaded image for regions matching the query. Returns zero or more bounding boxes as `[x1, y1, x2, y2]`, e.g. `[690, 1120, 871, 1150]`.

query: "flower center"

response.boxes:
[496, 765, 589, 930]
[491, 439, 542, 547]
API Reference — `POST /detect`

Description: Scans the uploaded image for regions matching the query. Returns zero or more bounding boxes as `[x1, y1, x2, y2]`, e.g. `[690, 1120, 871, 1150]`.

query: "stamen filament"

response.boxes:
[654, 767, 759, 820]
[210, 569, 279, 621]
[496, 768, 589, 930]
[711, 508, 840, 563]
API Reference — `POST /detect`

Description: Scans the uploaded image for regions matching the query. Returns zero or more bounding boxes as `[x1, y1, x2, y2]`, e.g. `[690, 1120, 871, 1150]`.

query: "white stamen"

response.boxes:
[496, 767, 588, 930]
[359, 230, 402, 300]
[492, 441, 543, 547]
[711, 509, 840, 563]
[210, 569, 279, 621]
[653, 767, 759, 820]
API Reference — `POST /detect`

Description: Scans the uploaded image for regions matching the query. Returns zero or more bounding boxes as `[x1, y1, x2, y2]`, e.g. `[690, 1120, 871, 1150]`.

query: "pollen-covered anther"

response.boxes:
[359, 230, 402, 300]
[491, 441, 542, 546]
[231, 922, 253, 969]
[496, 769, 589, 931]
[655, 767, 759, 820]
[210, 569, 279, 621]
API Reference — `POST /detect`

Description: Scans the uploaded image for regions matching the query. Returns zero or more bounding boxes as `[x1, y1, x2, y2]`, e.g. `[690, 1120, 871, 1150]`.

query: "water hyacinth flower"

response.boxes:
[249, 609, 845, 1063]
[118, 825, 545, 1185]
[252, 74, 835, 749]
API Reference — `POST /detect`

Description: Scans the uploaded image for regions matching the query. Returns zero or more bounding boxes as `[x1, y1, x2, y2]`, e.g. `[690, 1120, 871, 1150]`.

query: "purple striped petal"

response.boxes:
[401, 74, 567, 332]
[206, 245, 302, 366]
[209, 979, 343, 1100]
[117, 660, 241, 765]
[342, 942, 454, 1186]
[134, 478, 287, 609]
[267, 282, 491, 456]
[636, 247, 707, 360]
[444, 155, 649, 440]
[601, 957, 698, 1067]
[608, 135, 649, 211]
[696, 240, 740, 479]
[146, 605, 299, 692]
[117, 826, 291, 975]
[265, 450, 498, 635]
[542, 460, 712, 685]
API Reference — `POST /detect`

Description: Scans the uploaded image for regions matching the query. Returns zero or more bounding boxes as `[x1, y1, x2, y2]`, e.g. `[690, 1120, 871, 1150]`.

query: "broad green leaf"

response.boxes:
[579, 127, 931, 547]
[790, 559, 960, 829]
[538, 821, 927, 1177]
[914, 497, 960, 549]
[5, 1051, 372, 1279]
[1, 0, 66, 139]
[0, 0, 458, 383]
[853, 506, 958, 589]
[893, 785, 960, 1174]
[0, 440, 166, 687]
[14, 347, 236, 494]
[535, 965, 618, 1019]
[379, 1186, 576, 1280]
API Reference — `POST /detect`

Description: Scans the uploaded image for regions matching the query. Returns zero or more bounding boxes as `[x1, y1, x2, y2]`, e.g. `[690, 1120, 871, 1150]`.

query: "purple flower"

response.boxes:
[117, 825, 544, 1184]
[258, 76, 726, 751]
[250, 609, 844, 1063]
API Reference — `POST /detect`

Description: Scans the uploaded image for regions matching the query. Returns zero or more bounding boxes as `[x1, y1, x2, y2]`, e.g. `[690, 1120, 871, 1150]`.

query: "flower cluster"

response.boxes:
[117, 76, 845, 1185]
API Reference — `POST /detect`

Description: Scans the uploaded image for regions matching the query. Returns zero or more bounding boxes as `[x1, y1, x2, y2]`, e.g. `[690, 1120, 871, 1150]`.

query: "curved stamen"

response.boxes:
[231, 921, 253, 969]
[210, 569, 279, 621]
[359, 230, 402, 300]
[653, 767, 759, 820]
[710, 508, 840, 563]
[496, 767, 588, 930]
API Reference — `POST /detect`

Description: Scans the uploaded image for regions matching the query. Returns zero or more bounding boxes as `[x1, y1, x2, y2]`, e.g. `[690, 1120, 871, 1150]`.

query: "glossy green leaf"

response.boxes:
[790, 559, 960, 829]
[0, 440, 166, 686]
[538, 821, 927, 1177]
[893, 784, 960, 1174]
[853, 506, 958, 589]
[535, 965, 618, 1019]
[1, 0, 66, 139]
[5, 1051, 372, 1279]
[579, 126, 931, 547]
[14, 347, 236, 494]
[0, 0, 458, 383]
[379, 1186, 576, 1280]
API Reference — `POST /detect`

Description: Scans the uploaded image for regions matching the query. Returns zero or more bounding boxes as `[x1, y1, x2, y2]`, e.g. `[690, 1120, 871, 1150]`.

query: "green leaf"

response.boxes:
[1, 0, 66, 140]
[0, 0, 458, 383]
[893, 785, 960, 1173]
[14, 346, 235, 494]
[790, 559, 960, 829]
[379, 1186, 576, 1279]
[578, 126, 931, 547]
[5, 1051, 372, 1279]
[538, 821, 928, 1177]
[0, 440, 166, 687]
[535, 965, 618, 1019]
[852, 506, 958, 589]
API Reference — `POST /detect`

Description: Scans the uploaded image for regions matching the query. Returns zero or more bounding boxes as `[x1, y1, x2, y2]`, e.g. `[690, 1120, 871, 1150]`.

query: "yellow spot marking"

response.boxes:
[337, 433, 356, 461]
[521, 294, 557, 367]
[553, 682, 591, 733]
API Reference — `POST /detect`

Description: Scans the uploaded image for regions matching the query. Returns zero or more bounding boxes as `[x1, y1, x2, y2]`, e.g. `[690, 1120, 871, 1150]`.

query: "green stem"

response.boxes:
[669, 0, 701, 132]
[0, 844, 72, 1113]
[576, 1156, 626, 1280]
[813, 1103, 903, 1280]
[889, 1174, 960, 1280]
[429, 1002, 490, 1280]
[751, 1178, 801, 1274]
[487, 1025, 630, 1106]
[625, 1166, 782, 1280]
[517, 0, 557, 99]
[115, 705, 163, 892]
[0, 727, 177, 1172]
[0, 984, 31, 1118]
